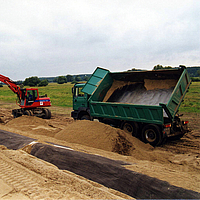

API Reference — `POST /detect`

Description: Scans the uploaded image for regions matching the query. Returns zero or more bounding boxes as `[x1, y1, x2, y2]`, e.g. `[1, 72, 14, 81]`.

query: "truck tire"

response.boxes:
[28, 110, 33, 116]
[12, 109, 21, 118]
[142, 124, 162, 146]
[80, 115, 90, 120]
[43, 109, 51, 119]
[24, 110, 32, 116]
[121, 122, 139, 137]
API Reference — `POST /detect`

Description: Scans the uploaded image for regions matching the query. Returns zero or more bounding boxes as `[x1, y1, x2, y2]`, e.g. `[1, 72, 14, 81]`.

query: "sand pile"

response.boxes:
[5, 116, 154, 156]
[55, 120, 153, 156]
[6, 116, 61, 137]
[0, 108, 13, 124]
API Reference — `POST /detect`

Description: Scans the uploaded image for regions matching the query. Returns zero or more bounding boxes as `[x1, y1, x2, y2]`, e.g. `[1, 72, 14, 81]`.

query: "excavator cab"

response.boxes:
[18, 88, 37, 107]
[25, 89, 38, 106]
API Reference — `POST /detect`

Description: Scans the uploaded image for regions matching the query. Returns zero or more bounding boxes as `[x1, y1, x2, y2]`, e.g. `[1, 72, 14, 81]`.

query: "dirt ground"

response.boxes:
[0, 106, 200, 199]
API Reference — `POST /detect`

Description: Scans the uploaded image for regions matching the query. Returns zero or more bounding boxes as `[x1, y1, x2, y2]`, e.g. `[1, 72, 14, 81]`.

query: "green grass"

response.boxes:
[179, 82, 200, 113]
[37, 83, 73, 107]
[0, 86, 17, 103]
[0, 81, 200, 113]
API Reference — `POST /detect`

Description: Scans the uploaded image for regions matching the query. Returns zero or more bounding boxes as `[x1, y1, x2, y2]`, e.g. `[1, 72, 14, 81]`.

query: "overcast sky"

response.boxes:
[0, 0, 200, 80]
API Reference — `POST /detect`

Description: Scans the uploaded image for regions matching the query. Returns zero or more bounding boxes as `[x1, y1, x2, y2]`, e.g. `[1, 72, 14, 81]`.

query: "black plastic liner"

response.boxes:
[0, 129, 36, 150]
[0, 129, 199, 199]
[31, 142, 200, 199]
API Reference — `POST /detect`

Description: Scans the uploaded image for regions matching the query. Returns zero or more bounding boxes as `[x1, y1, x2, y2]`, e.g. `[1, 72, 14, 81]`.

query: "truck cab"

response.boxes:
[71, 83, 90, 120]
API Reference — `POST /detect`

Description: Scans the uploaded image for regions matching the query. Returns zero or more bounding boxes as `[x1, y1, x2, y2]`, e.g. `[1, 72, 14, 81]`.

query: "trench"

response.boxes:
[0, 129, 200, 199]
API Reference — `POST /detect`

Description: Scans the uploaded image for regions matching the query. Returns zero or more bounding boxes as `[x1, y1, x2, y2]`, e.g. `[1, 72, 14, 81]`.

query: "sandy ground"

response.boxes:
[0, 106, 200, 199]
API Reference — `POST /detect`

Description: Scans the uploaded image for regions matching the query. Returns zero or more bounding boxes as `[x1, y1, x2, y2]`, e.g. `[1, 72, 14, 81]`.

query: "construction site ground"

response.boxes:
[0, 104, 200, 199]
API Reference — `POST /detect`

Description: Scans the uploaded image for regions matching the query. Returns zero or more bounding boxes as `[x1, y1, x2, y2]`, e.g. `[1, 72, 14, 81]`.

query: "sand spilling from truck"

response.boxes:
[105, 79, 176, 106]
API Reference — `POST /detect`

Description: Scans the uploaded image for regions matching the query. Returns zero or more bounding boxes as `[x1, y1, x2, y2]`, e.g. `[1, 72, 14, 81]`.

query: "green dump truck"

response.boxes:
[71, 66, 191, 146]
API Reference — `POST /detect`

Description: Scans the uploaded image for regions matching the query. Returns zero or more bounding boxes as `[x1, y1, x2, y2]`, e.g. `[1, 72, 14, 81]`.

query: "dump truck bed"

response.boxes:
[82, 67, 191, 124]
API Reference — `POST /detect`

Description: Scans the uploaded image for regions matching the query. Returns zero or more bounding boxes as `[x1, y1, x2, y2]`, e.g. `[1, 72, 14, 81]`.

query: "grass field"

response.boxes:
[0, 82, 199, 113]
[179, 82, 200, 113]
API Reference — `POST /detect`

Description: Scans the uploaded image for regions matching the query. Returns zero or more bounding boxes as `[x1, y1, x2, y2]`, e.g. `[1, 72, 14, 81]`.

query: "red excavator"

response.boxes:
[0, 74, 51, 119]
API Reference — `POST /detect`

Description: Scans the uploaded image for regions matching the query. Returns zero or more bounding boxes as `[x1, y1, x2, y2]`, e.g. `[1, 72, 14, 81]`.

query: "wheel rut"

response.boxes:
[0, 155, 64, 200]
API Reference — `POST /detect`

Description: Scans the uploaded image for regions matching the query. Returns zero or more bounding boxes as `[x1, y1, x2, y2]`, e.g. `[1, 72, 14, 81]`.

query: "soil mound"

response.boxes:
[6, 116, 60, 137]
[55, 120, 153, 155]
[6, 116, 153, 156]
[0, 108, 13, 124]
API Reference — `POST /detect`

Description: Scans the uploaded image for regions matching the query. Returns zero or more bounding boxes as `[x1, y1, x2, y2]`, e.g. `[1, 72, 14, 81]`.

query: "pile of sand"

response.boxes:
[6, 116, 153, 156]
[0, 108, 13, 124]
[6, 116, 61, 137]
[55, 120, 153, 156]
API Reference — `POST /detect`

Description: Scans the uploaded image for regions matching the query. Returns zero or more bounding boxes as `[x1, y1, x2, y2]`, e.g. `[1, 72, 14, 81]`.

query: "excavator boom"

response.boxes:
[0, 74, 22, 101]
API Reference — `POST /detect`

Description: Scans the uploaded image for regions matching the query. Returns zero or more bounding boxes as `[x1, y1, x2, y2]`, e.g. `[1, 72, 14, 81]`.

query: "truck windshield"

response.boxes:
[75, 87, 85, 97]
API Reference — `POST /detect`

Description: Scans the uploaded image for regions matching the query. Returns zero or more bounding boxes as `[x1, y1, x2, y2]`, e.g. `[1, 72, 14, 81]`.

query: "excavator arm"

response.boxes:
[0, 74, 22, 102]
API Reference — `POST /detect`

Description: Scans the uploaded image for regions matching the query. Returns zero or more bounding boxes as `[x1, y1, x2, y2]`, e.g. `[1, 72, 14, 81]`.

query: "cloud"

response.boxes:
[0, 0, 200, 80]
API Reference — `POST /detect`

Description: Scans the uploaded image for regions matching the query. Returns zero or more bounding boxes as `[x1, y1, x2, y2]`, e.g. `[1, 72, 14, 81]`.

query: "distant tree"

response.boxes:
[15, 80, 23, 85]
[23, 76, 41, 87]
[66, 75, 74, 82]
[191, 77, 200, 82]
[130, 68, 138, 71]
[153, 64, 163, 70]
[57, 76, 67, 84]
[197, 70, 200, 77]
[38, 79, 49, 87]
[75, 75, 82, 82]
[164, 66, 172, 69]
[187, 66, 200, 77]
[53, 77, 58, 82]
[71, 80, 78, 84]
[179, 65, 186, 68]
[153, 65, 173, 70]
[84, 76, 90, 81]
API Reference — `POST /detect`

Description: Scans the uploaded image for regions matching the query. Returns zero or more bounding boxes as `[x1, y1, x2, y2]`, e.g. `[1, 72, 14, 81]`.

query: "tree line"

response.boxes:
[11, 74, 91, 87]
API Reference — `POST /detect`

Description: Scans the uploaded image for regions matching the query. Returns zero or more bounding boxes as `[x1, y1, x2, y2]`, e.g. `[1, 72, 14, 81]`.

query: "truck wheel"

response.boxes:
[24, 110, 32, 116]
[122, 122, 138, 137]
[43, 109, 51, 119]
[28, 110, 33, 116]
[80, 115, 90, 120]
[12, 109, 20, 118]
[142, 124, 162, 146]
